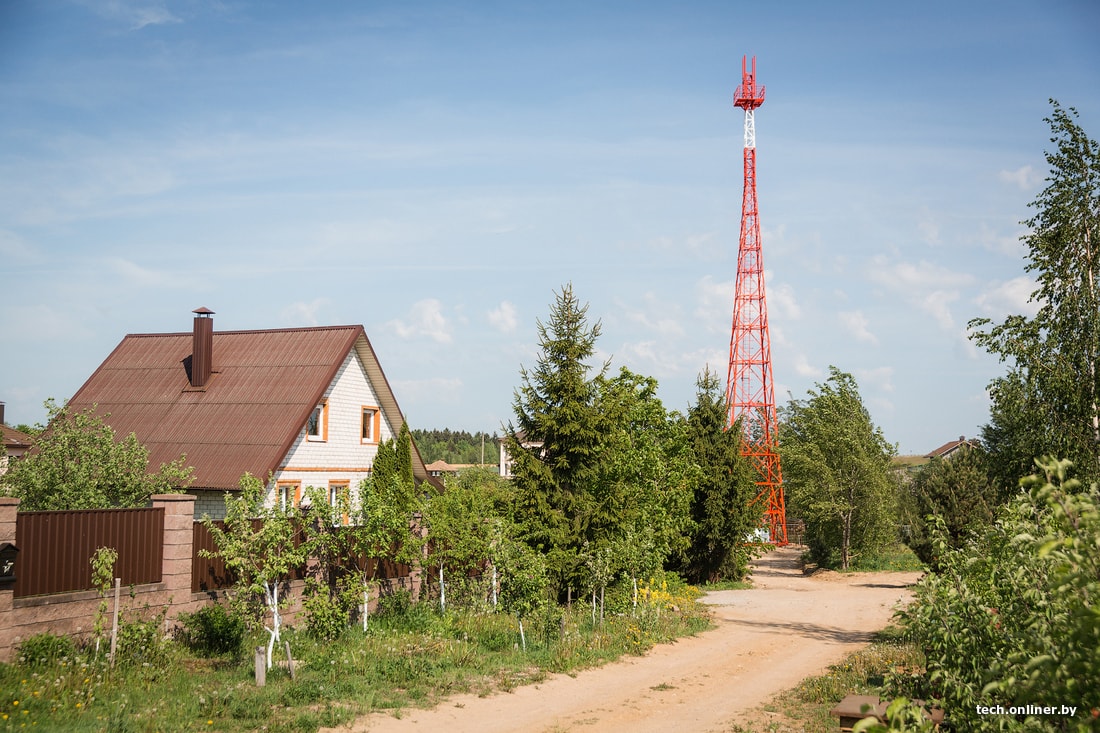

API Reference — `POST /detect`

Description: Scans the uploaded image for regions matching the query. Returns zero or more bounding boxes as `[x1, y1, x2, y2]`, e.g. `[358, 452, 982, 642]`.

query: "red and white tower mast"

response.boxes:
[726, 55, 787, 545]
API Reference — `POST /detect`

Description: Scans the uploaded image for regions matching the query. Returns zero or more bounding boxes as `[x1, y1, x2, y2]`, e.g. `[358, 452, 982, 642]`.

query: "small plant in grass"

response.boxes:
[89, 546, 118, 659]
[17, 633, 76, 668]
[178, 604, 246, 657]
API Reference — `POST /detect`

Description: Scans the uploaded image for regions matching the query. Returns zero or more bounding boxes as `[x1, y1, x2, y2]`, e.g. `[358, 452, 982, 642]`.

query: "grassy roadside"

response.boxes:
[0, 581, 711, 733]
[728, 626, 922, 733]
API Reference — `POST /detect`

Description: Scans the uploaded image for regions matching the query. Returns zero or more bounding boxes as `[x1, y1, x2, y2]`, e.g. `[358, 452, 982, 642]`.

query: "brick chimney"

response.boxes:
[191, 307, 215, 388]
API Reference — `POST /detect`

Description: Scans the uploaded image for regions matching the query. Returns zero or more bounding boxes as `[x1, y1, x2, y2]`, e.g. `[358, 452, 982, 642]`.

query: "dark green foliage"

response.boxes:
[970, 102, 1100, 486]
[507, 283, 607, 595]
[902, 446, 1002, 569]
[893, 458, 1100, 731]
[672, 368, 761, 584]
[17, 632, 76, 667]
[1, 398, 193, 510]
[781, 367, 897, 570]
[412, 428, 501, 465]
[178, 604, 247, 657]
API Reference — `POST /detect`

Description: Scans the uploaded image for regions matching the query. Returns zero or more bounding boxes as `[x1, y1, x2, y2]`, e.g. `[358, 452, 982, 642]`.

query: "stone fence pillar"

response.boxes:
[0, 497, 21, 662]
[151, 494, 196, 608]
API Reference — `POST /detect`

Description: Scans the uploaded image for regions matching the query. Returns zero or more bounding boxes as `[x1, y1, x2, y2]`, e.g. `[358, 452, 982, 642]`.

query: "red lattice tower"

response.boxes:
[726, 56, 787, 545]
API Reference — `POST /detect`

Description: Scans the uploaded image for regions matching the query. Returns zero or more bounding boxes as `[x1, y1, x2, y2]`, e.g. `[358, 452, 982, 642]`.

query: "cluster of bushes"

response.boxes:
[0, 570, 708, 733]
[877, 457, 1100, 732]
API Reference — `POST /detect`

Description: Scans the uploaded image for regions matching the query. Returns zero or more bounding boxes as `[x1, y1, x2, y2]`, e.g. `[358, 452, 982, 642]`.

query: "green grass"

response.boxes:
[728, 626, 923, 733]
[1, 594, 711, 733]
[700, 578, 754, 591]
[849, 544, 926, 572]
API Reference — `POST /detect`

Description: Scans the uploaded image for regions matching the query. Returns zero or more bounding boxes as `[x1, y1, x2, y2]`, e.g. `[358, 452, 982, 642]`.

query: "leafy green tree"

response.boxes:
[902, 445, 1000, 569]
[353, 429, 424, 591]
[591, 367, 697, 594]
[422, 467, 515, 612]
[672, 368, 761, 583]
[970, 102, 1100, 485]
[201, 474, 305, 668]
[781, 367, 897, 570]
[1, 399, 193, 510]
[507, 283, 607, 596]
[894, 458, 1100, 730]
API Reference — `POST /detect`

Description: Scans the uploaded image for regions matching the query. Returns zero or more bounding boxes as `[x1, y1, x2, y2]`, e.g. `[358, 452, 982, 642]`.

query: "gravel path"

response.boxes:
[322, 547, 921, 733]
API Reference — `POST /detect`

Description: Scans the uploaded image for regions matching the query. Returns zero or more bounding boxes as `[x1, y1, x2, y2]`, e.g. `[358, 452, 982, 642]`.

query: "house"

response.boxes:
[498, 431, 543, 478]
[925, 435, 981, 461]
[424, 459, 497, 478]
[66, 308, 440, 518]
[0, 402, 34, 477]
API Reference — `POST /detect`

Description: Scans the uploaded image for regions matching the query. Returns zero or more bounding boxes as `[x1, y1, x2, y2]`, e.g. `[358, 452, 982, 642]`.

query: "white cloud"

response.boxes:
[999, 165, 1043, 191]
[973, 276, 1040, 320]
[282, 299, 330, 327]
[867, 257, 974, 331]
[770, 282, 801, 321]
[391, 377, 464, 405]
[856, 366, 895, 393]
[917, 207, 941, 246]
[86, 1, 182, 30]
[693, 276, 734, 332]
[791, 353, 823, 379]
[487, 301, 519, 334]
[619, 292, 685, 338]
[839, 310, 878, 344]
[978, 221, 1027, 257]
[921, 290, 960, 330]
[109, 258, 173, 288]
[388, 299, 453, 343]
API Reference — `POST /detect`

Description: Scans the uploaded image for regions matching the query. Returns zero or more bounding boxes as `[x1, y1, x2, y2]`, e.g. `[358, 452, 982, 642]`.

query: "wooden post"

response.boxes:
[108, 578, 121, 668]
[284, 641, 296, 680]
[254, 646, 266, 686]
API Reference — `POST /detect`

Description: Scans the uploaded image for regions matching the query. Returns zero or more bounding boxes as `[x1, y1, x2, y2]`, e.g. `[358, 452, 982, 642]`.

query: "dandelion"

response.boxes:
[12, 700, 18, 706]
[207, 720, 213, 726]
[75, 703, 82, 709]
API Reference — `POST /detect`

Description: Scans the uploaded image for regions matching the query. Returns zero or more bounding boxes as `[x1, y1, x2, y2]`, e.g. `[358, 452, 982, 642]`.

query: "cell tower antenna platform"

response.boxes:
[726, 55, 787, 546]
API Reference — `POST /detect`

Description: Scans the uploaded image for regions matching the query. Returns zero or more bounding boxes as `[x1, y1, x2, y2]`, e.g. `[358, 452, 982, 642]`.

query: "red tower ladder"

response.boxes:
[726, 56, 788, 546]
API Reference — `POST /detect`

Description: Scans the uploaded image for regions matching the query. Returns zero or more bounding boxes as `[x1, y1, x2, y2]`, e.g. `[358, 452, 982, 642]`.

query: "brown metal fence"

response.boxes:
[192, 521, 411, 593]
[13, 508, 164, 598]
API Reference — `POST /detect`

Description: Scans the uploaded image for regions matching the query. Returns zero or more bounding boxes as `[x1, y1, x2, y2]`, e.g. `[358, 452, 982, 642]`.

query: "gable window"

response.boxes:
[277, 481, 301, 510]
[306, 400, 328, 441]
[361, 406, 380, 444]
[329, 481, 350, 525]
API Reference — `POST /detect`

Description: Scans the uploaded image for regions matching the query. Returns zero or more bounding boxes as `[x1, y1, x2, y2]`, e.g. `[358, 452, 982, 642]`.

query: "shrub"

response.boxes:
[179, 603, 246, 657]
[18, 632, 76, 667]
[892, 458, 1100, 730]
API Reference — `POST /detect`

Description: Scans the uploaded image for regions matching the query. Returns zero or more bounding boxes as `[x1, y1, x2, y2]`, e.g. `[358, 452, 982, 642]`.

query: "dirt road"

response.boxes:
[327, 547, 921, 733]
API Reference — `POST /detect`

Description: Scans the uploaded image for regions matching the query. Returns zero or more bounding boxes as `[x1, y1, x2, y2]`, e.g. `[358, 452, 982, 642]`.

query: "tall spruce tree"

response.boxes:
[970, 102, 1100, 485]
[507, 284, 607, 596]
[673, 368, 761, 583]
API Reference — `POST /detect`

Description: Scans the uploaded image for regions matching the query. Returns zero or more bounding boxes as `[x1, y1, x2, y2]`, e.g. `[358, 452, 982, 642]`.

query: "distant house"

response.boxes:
[0, 403, 34, 477]
[424, 459, 496, 478]
[498, 431, 543, 479]
[925, 435, 981, 461]
[65, 308, 440, 518]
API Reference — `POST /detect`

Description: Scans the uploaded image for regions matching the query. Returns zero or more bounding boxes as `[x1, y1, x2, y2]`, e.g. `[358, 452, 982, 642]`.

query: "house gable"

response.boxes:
[66, 313, 439, 514]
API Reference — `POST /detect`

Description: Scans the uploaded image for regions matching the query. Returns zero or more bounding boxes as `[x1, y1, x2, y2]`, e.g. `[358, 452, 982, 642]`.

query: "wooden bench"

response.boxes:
[830, 695, 944, 731]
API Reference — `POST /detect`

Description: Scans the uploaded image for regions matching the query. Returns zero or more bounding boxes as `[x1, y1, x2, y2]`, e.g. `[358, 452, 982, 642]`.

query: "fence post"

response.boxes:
[0, 497, 20, 663]
[151, 494, 196, 620]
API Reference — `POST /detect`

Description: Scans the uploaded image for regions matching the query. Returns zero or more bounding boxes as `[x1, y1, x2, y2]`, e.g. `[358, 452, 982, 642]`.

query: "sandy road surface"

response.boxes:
[323, 547, 921, 733]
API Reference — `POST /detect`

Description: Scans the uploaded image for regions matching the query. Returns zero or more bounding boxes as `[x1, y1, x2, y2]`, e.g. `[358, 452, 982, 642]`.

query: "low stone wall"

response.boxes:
[0, 495, 422, 662]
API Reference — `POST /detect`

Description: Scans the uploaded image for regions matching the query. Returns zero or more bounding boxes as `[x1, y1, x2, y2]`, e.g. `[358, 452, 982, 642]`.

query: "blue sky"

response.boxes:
[1, 1, 1098, 455]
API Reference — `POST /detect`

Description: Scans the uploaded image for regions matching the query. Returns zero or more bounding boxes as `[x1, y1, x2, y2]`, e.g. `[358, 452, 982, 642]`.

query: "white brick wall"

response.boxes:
[266, 347, 398, 508]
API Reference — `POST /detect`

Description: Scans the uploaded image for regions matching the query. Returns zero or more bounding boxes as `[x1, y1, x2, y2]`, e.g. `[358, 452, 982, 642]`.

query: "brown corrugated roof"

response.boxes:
[67, 324, 436, 491]
[2, 424, 34, 451]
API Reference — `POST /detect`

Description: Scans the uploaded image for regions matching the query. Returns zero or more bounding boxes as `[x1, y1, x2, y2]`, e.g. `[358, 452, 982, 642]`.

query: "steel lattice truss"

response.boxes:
[725, 56, 787, 546]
